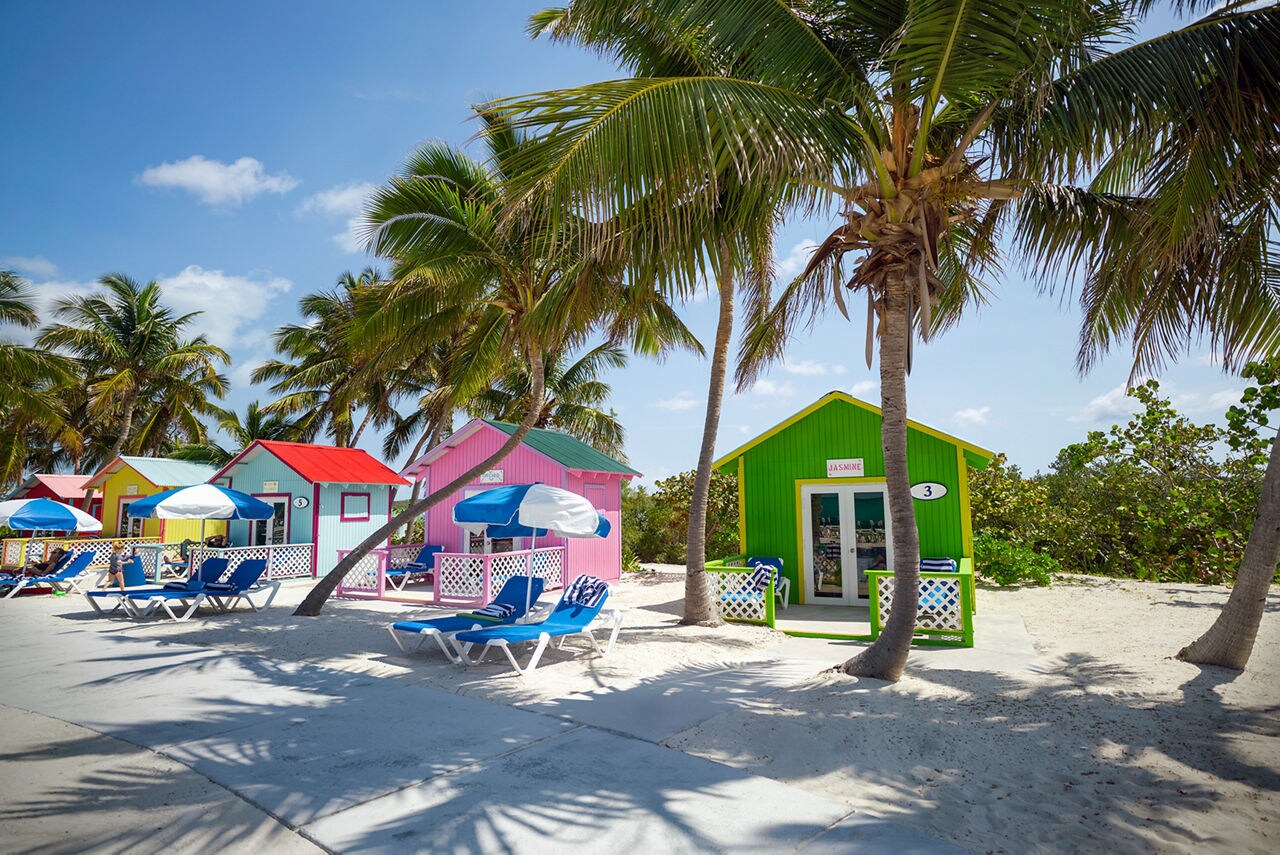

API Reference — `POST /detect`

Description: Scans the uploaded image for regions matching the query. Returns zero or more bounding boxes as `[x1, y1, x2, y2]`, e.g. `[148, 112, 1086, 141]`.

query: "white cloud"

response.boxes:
[654, 391, 700, 411]
[297, 182, 377, 253]
[847, 380, 878, 398]
[783, 359, 846, 377]
[774, 239, 819, 280]
[156, 265, 293, 345]
[2, 256, 58, 277]
[749, 378, 797, 397]
[954, 406, 991, 426]
[1206, 389, 1244, 411]
[1070, 382, 1146, 423]
[139, 155, 299, 206]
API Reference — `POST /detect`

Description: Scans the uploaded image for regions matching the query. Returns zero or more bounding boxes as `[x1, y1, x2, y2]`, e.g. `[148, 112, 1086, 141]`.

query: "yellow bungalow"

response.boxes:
[82, 456, 228, 543]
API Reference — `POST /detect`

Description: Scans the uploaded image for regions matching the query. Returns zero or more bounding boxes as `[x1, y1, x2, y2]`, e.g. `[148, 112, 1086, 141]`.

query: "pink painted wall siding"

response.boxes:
[415, 425, 627, 580]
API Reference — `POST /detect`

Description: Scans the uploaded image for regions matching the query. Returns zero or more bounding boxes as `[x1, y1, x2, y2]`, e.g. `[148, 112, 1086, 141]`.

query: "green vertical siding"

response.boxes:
[731, 397, 972, 602]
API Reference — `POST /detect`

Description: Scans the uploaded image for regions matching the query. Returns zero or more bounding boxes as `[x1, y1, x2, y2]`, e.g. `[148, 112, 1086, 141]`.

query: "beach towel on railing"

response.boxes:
[749, 563, 777, 592]
[920, 558, 958, 573]
[564, 574, 608, 608]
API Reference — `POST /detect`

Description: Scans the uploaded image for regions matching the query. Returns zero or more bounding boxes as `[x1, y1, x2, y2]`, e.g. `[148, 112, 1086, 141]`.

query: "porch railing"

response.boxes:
[867, 557, 975, 647]
[188, 543, 315, 582]
[705, 555, 774, 624]
[336, 545, 566, 603]
[2, 536, 160, 570]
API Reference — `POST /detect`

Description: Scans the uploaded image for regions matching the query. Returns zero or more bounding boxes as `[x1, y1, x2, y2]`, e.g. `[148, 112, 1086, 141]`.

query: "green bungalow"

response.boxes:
[708, 390, 994, 646]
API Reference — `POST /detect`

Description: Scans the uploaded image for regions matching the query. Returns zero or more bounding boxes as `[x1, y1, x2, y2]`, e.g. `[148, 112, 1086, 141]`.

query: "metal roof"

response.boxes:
[216, 440, 409, 486]
[84, 456, 220, 489]
[483, 421, 641, 476]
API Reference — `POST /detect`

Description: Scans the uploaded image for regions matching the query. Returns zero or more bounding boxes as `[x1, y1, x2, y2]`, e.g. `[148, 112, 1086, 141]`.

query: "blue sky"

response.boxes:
[1, 1, 1241, 485]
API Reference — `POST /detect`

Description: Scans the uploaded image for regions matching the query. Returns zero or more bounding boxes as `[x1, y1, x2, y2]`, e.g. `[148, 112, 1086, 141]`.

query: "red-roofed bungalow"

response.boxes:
[5, 474, 101, 534]
[212, 440, 409, 576]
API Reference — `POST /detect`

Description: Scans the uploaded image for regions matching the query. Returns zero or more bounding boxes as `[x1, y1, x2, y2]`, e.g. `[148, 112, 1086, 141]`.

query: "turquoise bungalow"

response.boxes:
[708, 391, 994, 647]
[211, 440, 409, 577]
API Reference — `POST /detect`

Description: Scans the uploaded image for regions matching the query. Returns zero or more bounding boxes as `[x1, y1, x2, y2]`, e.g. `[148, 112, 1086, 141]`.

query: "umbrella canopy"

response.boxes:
[0, 497, 103, 532]
[125, 484, 276, 520]
[453, 483, 610, 539]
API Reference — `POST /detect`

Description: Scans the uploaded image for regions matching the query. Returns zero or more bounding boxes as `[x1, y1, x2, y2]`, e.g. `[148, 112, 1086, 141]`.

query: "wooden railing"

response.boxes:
[336, 545, 566, 603]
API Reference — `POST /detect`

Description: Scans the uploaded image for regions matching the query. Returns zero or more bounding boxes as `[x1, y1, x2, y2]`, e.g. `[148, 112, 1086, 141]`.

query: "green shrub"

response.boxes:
[974, 533, 1057, 587]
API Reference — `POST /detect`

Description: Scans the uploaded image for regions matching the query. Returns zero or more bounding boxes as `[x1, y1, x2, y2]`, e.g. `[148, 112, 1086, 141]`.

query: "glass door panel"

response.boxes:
[252, 498, 287, 545]
[852, 492, 887, 599]
[808, 492, 845, 599]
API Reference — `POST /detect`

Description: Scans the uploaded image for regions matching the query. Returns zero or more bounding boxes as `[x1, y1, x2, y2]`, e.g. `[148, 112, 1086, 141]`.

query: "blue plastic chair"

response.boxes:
[125, 559, 273, 621]
[83, 557, 228, 615]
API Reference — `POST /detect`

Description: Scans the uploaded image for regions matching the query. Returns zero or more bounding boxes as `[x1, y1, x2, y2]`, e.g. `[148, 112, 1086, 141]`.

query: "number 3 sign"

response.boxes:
[910, 482, 948, 500]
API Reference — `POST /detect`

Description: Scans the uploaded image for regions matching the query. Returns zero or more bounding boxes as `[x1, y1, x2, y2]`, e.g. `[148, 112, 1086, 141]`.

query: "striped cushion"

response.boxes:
[564, 575, 608, 608]
[920, 558, 957, 573]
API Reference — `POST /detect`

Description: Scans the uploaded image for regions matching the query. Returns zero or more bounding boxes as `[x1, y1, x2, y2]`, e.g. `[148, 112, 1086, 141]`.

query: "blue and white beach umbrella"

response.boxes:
[453, 483, 610, 539]
[126, 484, 276, 521]
[0, 497, 103, 532]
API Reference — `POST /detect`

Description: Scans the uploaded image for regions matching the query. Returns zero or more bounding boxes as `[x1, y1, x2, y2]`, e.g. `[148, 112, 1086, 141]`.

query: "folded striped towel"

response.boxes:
[564, 575, 608, 608]
[459, 602, 517, 622]
[920, 558, 958, 573]
[749, 563, 777, 592]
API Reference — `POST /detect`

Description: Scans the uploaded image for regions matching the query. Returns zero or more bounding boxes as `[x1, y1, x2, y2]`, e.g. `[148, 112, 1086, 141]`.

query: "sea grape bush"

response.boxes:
[622, 471, 738, 564]
[972, 375, 1276, 585]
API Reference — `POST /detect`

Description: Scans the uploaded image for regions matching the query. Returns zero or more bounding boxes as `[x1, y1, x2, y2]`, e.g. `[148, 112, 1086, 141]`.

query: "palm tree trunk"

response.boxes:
[294, 349, 546, 616]
[106, 396, 137, 461]
[399, 420, 447, 539]
[841, 273, 920, 681]
[1178, 431, 1280, 669]
[682, 240, 734, 625]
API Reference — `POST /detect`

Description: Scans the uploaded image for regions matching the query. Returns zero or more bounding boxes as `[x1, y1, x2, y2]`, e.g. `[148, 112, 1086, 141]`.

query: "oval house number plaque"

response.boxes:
[910, 482, 948, 501]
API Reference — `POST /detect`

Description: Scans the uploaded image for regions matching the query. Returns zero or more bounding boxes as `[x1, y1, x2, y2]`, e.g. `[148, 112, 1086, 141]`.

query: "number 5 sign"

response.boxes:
[910, 482, 948, 500]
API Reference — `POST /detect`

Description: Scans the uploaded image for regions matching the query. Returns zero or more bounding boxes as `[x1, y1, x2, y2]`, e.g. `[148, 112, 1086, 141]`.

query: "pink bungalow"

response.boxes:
[396, 419, 639, 599]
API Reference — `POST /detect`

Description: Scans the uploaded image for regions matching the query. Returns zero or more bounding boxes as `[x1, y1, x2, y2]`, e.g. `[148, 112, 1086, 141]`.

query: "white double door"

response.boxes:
[800, 483, 892, 605]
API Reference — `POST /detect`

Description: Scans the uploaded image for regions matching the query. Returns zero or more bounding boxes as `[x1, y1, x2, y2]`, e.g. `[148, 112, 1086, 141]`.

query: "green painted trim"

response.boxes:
[765, 577, 776, 627]
[737, 457, 747, 554]
[723, 617, 769, 626]
[865, 568, 975, 648]
[714, 391, 995, 471]
[782, 630, 875, 641]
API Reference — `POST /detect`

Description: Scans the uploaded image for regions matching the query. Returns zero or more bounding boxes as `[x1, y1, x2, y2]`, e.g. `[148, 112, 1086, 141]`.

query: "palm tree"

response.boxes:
[470, 343, 629, 460]
[292, 111, 698, 616]
[255, 269, 393, 447]
[38, 274, 229, 463]
[171, 401, 302, 466]
[0, 271, 73, 487]
[491, 0, 1279, 679]
[524, 7, 781, 624]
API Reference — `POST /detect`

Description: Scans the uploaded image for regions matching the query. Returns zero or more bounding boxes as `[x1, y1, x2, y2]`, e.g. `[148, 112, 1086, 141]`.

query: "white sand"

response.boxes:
[30, 569, 1280, 853]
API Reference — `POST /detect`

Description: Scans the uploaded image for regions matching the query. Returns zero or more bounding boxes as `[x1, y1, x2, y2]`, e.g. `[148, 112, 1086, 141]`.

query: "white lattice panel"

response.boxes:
[438, 554, 484, 599]
[190, 543, 314, 582]
[338, 552, 382, 592]
[489, 551, 531, 597]
[530, 548, 564, 590]
[2, 539, 25, 566]
[876, 575, 964, 632]
[53, 537, 158, 568]
[387, 544, 422, 569]
[711, 570, 767, 622]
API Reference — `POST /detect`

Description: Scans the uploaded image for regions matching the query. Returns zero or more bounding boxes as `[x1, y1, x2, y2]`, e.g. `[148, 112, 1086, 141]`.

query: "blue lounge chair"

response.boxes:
[84, 557, 228, 616]
[1, 552, 94, 599]
[388, 575, 545, 662]
[451, 575, 621, 677]
[385, 544, 443, 592]
[125, 559, 272, 621]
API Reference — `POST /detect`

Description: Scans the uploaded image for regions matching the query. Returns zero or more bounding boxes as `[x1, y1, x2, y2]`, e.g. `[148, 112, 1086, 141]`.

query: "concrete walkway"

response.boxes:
[1, 604, 970, 854]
